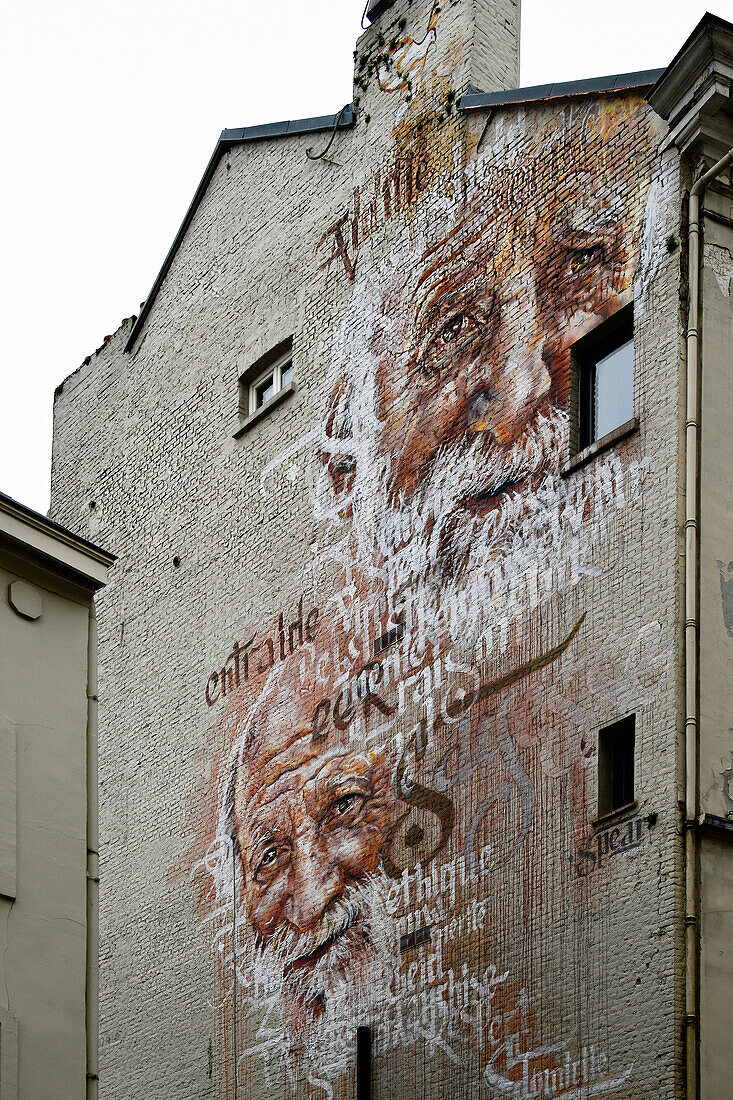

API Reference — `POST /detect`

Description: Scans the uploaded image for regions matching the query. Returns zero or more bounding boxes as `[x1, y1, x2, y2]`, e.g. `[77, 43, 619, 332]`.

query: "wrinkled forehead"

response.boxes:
[385, 166, 639, 323]
[233, 719, 384, 819]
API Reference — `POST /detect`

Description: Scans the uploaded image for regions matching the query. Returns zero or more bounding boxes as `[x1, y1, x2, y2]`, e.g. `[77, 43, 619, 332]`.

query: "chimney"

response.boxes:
[355, 0, 520, 112]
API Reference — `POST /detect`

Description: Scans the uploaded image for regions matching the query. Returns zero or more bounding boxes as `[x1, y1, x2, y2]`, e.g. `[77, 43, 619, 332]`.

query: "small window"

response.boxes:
[248, 348, 293, 415]
[236, 337, 295, 435]
[576, 308, 634, 452]
[598, 714, 635, 817]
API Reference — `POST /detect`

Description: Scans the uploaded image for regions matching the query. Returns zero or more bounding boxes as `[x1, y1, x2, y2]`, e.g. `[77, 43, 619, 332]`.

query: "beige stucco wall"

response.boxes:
[699, 833, 733, 1095]
[699, 204, 733, 818]
[0, 546, 91, 1099]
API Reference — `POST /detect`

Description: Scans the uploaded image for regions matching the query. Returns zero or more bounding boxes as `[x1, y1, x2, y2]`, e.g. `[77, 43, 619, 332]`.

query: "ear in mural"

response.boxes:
[185, 16, 671, 1097]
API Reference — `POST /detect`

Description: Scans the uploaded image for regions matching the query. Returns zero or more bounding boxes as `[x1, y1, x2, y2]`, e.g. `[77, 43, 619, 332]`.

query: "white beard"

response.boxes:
[336, 403, 568, 650]
[370, 403, 568, 583]
[250, 872, 398, 1029]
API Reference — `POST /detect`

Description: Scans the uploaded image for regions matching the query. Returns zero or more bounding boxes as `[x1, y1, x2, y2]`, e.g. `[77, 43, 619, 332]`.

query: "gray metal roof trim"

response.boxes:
[459, 69, 665, 111]
[125, 105, 354, 352]
[700, 813, 733, 841]
[366, 0, 394, 23]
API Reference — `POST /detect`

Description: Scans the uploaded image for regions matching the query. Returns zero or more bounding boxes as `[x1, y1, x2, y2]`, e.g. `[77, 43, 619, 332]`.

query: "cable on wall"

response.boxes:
[306, 105, 350, 161]
[232, 843, 238, 1100]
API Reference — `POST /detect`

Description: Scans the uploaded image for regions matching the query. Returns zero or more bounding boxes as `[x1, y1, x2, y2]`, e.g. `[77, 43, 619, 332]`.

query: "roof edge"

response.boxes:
[460, 69, 665, 111]
[124, 69, 661, 356]
[0, 491, 115, 590]
[124, 104, 354, 353]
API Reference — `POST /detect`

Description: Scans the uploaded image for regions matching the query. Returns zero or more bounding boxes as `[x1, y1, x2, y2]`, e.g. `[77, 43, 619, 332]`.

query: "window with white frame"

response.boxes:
[237, 337, 295, 432]
[248, 348, 294, 415]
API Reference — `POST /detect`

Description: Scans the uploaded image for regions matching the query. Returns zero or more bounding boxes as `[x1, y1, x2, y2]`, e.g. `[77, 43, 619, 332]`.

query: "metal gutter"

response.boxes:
[459, 69, 665, 112]
[683, 143, 733, 1100]
[124, 104, 354, 353]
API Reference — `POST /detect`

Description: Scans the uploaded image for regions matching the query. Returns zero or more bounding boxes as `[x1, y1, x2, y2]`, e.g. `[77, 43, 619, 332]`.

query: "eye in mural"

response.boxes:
[184, 20, 673, 1097]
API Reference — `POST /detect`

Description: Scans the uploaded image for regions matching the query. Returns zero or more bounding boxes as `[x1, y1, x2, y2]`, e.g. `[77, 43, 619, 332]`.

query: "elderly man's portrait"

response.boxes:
[201, 669, 400, 1043]
[186, 75, 668, 1097]
[318, 98, 656, 627]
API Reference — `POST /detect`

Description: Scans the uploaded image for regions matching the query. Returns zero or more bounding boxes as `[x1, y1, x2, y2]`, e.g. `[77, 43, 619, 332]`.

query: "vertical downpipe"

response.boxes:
[684, 146, 733, 1100]
[86, 603, 100, 1100]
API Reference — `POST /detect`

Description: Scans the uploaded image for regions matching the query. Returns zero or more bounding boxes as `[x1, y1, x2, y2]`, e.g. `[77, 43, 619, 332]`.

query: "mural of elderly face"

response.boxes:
[223, 685, 396, 1033]
[321, 102, 653, 586]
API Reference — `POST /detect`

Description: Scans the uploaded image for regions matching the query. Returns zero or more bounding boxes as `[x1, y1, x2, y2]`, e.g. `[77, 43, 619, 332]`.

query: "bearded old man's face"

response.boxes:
[232, 711, 393, 1026]
[320, 109, 648, 577]
[375, 195, 633, 504]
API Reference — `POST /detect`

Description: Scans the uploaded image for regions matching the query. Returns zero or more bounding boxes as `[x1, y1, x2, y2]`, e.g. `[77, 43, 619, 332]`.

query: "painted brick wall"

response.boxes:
[51, 3, 686, 1097]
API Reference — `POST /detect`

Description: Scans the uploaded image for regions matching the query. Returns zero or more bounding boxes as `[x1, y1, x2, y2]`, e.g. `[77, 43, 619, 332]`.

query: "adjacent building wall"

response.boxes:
[0, 498, 111, 1099]
[697, 190, 733, 1098]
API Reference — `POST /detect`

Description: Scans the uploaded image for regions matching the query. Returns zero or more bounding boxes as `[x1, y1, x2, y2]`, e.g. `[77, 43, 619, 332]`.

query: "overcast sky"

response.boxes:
[1, 0, 728, 515]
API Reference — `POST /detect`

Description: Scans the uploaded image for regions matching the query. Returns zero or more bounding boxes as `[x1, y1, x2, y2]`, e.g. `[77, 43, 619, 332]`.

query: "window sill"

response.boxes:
[592, 800, 638, 829]
[561, 416, 639, 478]
[233, 381, 296, 437]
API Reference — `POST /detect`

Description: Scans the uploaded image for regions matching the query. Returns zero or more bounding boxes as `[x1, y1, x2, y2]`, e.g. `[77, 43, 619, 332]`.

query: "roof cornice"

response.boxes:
[647, 12, 733, 162]
[0, 491, 115, 590]
[460, 69, 664, 112]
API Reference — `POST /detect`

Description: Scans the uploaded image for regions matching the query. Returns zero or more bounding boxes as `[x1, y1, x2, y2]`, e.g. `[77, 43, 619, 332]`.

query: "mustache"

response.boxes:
[364, 403, 567, 571]
[458, 405, 566, 505]
[264, 889, 363, 969]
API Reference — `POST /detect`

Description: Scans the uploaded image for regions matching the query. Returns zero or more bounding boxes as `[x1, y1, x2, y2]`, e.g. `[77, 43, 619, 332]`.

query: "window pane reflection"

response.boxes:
[256, 375, 275, 407]
[594, 337, 633, 440]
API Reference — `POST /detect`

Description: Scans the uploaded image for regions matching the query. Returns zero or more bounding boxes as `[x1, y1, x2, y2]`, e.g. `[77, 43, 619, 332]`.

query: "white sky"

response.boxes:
[0, 0, 728, 515]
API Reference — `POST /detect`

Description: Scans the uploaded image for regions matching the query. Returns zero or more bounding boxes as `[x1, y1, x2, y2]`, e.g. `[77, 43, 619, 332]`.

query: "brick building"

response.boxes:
[50, 2, 733, 1096]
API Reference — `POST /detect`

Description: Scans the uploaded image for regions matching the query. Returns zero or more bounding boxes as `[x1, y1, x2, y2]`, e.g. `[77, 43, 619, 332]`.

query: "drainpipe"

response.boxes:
[86, 601, 100, 1100]
[684, 144, 733, 1100]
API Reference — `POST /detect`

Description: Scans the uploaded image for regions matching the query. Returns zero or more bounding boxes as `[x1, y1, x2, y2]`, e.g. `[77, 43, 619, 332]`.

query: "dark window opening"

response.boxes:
[356, 1026, 371, 1100]
[598, 714, 635, 817]
[373, 613, 406, 656]
[576, 307, 634, 452]
[400, 925, 431, 952]
[255, 374, 276, 408]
